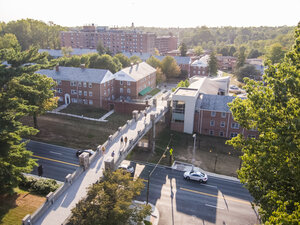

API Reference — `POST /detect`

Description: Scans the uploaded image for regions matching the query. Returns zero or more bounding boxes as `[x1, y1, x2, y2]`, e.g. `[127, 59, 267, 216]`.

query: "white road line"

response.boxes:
[204, 184, 218, 189]
[205, 204, 225, 210]
[50, 151, 62, 155]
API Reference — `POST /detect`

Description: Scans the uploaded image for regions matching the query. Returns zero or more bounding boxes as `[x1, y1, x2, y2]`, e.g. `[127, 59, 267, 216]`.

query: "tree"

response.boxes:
[208, 51, 218, 76]
[194, 46, 204, 56]
[229, 46, 236, 56]
[266, 43, 286, 64]
[0, 33, 21, 51]
[248, 49, 262, 58]
[172, 79, 190, 91]
[154, 48, 160, 56]
[114, 53, 131, 68]
[97, 40, 106, 55]
[227, 24, 300, 223]
[129, 55, 142, 64]
[156, 67, 166, 84]
[146, 56, 162, 69]
[236, 46, 247, 69]
[179, 42, 187, 56]
[9, 73, 58, 129]
[161, 56, 180, 78]
[68, 170, 151, 225]
[90, 54, 121, 73]
[0, 47, 53, 193]
[61, 47, 73, 57]
[235, 64, 261, 82]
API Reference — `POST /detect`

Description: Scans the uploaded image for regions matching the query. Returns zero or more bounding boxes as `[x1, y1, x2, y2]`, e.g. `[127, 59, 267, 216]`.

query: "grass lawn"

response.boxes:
[127, 125, 242, 177]
[60, 103, 109, 118]
[21, 112, 131, 150]
[0, 188, 45, 225]
[148, 88, 161, 96]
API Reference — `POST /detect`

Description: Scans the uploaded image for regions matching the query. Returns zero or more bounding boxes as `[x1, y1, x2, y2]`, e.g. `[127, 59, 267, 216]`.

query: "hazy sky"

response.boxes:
[0, 0, 299, 27]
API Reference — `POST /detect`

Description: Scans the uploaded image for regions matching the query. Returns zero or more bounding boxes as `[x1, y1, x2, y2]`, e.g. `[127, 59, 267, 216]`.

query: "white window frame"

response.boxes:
[210, 120, 215, 126]
[231, 122, 240, 129]
[88, 83, 92, 88]
[84, 91, 87, 96]
[57, 88, 62, 93]
[83, 82, 87, 88]
[79, 90, 82, 96]
[71, 89, 77, 95]
[219, 131, 224, 137]
[120, 88, 123, 93]
[209, 130, 214, 135]
[89, 100, 93, 105]
[120, 81, 123, 85]
[211, 111, 216, 117]
[230, 132, 238, 138]
[220, 121, 225, 127]
[89, 91, 93, 97]
[127, 81, 131, 86]
[57, 80, 62, 85]
[78, 82, 82, 87]
[221, 112, 226, 118]
[127, 88, 131, 94]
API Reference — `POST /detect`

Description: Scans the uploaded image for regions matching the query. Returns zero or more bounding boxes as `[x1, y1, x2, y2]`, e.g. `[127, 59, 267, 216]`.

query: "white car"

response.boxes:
[118, 164, 134, 175]
[183, 171, 208, 183]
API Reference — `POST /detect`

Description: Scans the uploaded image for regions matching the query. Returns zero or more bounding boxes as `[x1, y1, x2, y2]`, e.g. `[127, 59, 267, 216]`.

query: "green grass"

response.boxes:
[60, 103, 109, 118]
[21, 112, 131, 150]
[0, 188, 45, 225]
[148, 88, 161, 96]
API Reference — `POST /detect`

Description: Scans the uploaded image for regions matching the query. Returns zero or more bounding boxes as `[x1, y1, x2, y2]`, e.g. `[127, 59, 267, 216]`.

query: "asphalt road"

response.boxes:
[130, 161, 259, 225]
[26, 140, 79, 182]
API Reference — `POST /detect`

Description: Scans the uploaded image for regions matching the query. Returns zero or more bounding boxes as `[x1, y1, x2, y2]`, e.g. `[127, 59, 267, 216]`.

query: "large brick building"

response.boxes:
[37, 62, 156, 108]
[155, 36, 178, 55]
[60, 25, 156, 54]
[190, 55, 209, 77]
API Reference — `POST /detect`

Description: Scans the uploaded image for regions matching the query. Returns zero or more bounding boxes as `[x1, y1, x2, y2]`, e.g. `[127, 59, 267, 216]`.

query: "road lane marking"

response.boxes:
[32, 155, 79, 167]
[205, 204, 225, 210]
[204, 184, 218, 189]
[180, 187, 251, 205]
[50, 151, 62, 155]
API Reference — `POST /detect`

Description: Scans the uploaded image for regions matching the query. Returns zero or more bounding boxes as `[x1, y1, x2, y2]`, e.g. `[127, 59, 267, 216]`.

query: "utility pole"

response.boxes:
[146, 134, 173, 204]
[192, 133, 196, 172]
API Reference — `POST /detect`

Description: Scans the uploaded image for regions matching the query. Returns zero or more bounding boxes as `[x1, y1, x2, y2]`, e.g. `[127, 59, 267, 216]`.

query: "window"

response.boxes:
[58, 96, 63, 102]
[219, 131, 224, 137]
[71, 98, 78, 103]
[83, 99, 88, 104]
[231, 122, 240, 129]
[127, 88, 131, 94]
[120, 81, 123, 85]
[57, 88, 62, 93]
[209, 130, 214, 135]
[120, 88, 123, 93]
[57, 80, 62, 85]
[83, 82, 87, 88]
[71, 89, 77, 95]
[211, 111, 216, 117]
[230, 132, 238, 138]
[248, 134, 256, 138]
[221, 112, 226, 118]
[84, 91, 87, 96]
[78, 82, 82, 87]
[89, 100, 93, 105]
[89, 91, 93, 97]
[88, 83, 92, 88]
[127, 81, 131, 86]
[210, 120, 215, 126]
[79, 90, 82, 96]
[70, 81, 77, 86]
[220, 121, 225, 127]
[104, 83, 106, 87]
[104, 90, 106, 96]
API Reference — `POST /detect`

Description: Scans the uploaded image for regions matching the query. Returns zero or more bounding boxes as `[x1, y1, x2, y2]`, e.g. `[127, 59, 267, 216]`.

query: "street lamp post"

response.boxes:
[146, 134, 173, 205]
[192, 133, 196, 171]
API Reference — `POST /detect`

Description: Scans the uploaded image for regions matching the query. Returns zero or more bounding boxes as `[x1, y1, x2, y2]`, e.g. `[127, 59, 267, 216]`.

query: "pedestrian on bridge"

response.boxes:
[101, 146, 106, 155]
[120, 136, 124, 146]
[111, 151, 115, 157]
[124, 136, 128, 145]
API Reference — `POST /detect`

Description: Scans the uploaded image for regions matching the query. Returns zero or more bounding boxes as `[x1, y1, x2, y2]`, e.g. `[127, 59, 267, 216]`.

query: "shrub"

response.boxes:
[19, 176, 60, 195]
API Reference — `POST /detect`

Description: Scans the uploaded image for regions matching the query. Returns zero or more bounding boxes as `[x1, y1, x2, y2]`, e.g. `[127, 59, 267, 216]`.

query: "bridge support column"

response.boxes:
[165, 100, 172, 128]
[148, 113, 156, 153]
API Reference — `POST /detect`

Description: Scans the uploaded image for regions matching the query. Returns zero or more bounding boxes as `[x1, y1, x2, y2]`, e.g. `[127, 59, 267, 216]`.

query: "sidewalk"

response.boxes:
[34, 100, 167, 225]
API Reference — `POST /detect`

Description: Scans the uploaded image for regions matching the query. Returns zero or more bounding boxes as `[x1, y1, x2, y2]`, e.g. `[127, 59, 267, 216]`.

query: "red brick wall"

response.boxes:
[110, 101, 147, 115]
[170, 121, 184, 132]
[190, 66, 209, 77]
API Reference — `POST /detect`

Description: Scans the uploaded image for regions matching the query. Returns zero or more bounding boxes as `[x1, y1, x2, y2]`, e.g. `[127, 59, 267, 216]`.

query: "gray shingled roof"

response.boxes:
[121, 52, 152, 62]
[37, 66, 113, 84]
[154, 56, 191, 65]
[196, 94, 237, 112]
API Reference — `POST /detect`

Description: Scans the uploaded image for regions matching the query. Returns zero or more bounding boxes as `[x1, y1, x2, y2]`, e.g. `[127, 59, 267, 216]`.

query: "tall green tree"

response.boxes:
[227, 24, 300, 223]
[208, 51, 218, 76]
[146, 56, 162, 69]
[0, 33, 21, 51]
[236, 46, 247, 69]
[114, 53, 131, 68]
[68, 170, 151, 225]
[129, 55, 142, 64]
[61, 47, 73, 57]
[235, 64, 261, 82]
[266, 43, 286, 64]
[161, 56, 180, 78]
[179, 42, 187, 56]
[194, 45, 204, 56]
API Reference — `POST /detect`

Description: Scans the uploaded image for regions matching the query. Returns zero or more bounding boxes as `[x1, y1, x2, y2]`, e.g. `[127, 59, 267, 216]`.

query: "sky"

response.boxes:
[0, 0, 299, 28]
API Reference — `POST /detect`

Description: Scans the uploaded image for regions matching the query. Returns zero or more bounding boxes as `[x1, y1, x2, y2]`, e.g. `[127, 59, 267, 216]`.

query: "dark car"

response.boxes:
[76, 149, 95, 157]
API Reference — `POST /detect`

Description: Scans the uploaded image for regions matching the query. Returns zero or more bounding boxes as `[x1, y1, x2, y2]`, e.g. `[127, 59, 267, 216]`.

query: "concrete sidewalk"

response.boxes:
[34, 100, 167, 225]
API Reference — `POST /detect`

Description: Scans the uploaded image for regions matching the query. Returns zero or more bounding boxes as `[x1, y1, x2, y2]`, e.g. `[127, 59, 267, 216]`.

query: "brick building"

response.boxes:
[37, 62, 156, 108]
[155, 36, 178, 55]
[216, 56, 237, 71]
[60, 25, 156, 54]
[190, 55, 209, 77]
[170, 76, 257, 138]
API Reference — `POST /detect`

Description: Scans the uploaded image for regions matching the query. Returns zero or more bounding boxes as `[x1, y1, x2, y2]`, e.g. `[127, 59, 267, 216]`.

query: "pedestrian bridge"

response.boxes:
[23, 98, 171, 225]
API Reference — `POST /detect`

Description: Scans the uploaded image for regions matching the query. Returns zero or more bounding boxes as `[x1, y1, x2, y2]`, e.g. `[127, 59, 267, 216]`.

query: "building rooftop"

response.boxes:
[121, 52, 152, 62]
[191, 55, 209, 68]
[189, 76, 230, 95]
[196, 94, 237, 112]
[37, 66, 114, 84]
[155, 55, 191, 65]
[173, 88, 199, 97]
[114, 62, 156, 82]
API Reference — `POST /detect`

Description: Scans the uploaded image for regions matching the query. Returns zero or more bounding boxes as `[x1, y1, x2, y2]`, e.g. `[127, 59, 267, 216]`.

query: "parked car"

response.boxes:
[76, 149, 95, 157]
[118, 164, 134, 175]
[229, 85, 241, 93]
[183, 170, 208, 183]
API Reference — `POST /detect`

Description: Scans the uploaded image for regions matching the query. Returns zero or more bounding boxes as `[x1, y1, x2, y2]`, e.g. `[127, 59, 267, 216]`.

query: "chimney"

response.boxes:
[55, 64, 59, 72]
[80, 64, 85, 69]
